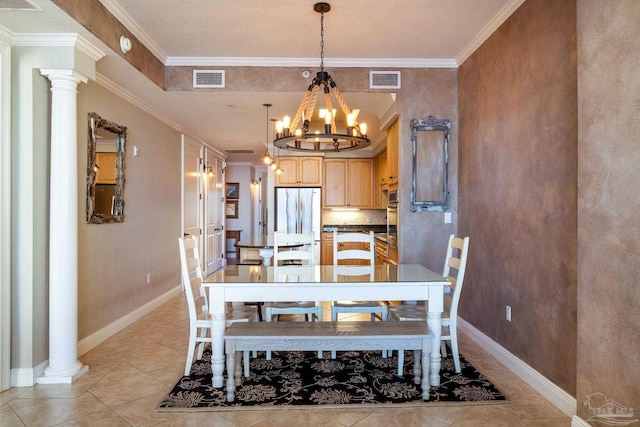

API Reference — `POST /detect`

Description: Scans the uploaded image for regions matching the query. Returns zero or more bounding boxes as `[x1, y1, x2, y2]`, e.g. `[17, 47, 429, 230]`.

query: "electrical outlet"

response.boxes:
[146, 273, 151, 284]
[506, 305, 512, 322]
[367, 216, 372, 223]
[444, 212, 452, 223]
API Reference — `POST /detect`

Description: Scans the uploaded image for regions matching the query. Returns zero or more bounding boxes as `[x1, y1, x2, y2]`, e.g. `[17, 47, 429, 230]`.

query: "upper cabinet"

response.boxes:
[276, 156, 323, 187]
[387, 119, 399, 188]
[374, 151, 388, 208]
[323, 158, 373, 208]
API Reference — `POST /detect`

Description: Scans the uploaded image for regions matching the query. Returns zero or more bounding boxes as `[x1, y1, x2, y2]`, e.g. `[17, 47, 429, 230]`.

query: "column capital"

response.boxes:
[40, 69, 89, 85]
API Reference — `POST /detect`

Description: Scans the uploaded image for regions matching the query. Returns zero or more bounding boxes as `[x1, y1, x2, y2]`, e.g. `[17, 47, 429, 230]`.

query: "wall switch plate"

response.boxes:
[133, 146, 140, 157]
[444, 212, 452, 223]
[146, 273, 151, 284]
[506, 305, 512, 322]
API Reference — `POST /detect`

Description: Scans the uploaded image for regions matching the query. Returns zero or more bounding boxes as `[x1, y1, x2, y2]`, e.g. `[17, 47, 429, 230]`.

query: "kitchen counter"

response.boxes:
[322, 224, 387, 234]
[374, 233, 388, 243]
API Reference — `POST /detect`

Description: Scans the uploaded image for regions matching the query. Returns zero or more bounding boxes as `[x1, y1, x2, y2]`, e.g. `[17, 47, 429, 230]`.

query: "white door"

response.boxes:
[0, 41, 10, 392]
[182, 137, 202, 242]
[204, 151, 224, 273]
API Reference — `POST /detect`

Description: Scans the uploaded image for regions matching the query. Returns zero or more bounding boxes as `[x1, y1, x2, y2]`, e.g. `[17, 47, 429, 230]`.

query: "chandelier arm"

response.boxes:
[324, 91, 336, 133]
[333, 86, 365, 135]
[331, 86, 352, 120]
[291, 90, 312, 131]
[304, 85, 321, 129]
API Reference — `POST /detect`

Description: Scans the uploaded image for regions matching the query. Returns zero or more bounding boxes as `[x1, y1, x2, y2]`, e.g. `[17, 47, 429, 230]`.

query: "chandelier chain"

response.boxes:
[319, 12, 324, 72]
[265, 104, 269, 144]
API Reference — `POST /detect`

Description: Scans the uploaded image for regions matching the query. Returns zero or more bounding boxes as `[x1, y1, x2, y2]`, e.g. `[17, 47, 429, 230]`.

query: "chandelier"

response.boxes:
[273, 2, 370, 153]
[261, 103, 283, 174]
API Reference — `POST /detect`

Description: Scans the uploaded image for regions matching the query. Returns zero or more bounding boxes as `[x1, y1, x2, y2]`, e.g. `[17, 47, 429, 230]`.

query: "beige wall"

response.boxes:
[576, 0, 640, 418]
[77, 81, 182, 339]
[458, 0, 578, 394]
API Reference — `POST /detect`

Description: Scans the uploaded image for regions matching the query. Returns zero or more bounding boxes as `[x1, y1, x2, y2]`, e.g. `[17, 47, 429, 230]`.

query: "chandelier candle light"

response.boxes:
[273, 2, 371, 153]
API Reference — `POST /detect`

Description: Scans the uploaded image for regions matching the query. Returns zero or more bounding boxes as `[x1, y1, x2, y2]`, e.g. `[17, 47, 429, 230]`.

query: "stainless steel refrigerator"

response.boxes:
[275, 187, 321, 262]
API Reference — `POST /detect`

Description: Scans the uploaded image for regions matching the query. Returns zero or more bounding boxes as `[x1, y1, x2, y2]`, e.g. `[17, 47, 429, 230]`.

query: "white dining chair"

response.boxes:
[178, 236, 258, 378]
[388, 234, 470, 374]
[265, 231, 323, 359]
[330, 231, 388, 358]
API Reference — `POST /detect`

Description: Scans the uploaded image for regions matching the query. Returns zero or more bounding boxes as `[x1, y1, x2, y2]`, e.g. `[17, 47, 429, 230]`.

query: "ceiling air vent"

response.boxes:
[369, 71, 401, 89]
[193, 70, 225, 88]
[225, 149, 255, 154]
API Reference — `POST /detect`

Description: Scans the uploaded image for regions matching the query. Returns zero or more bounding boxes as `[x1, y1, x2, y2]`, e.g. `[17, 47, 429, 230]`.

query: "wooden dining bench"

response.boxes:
[224, 321, 432, 402]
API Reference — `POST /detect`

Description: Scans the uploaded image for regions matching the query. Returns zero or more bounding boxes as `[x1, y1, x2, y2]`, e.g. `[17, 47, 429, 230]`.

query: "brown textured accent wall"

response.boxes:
[395, 69, 458, 271]
[458, 0, 577, 394]
[576, 1, 640, 420]
[51, 0, 165, 89]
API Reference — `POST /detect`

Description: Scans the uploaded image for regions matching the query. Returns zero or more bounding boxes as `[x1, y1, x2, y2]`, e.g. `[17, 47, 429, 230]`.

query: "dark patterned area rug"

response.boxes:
[157, 347, 506, 411]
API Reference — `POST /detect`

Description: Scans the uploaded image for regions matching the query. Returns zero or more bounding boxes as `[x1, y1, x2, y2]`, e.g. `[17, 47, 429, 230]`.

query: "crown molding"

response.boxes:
[0, 25, 12, 45]
[165, 56, 457, 69]
[98, 0, 167, 63]
[95, 72, 222, 155]
[10, 32, 105, 61]
[456, 0, 526, 66]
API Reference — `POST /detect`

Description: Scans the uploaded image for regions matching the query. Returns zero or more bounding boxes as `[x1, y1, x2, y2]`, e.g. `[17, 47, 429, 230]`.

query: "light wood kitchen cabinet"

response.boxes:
[276, 156, 323, 186]
[374, 150, 388, 208]
[321, 237, 334, 265]
[323, 158, 373, 208]
[375, 238, 388, 265]
[95, 153, 118, 184]
[321, 232, 368, 265]
[386, 119, 399, 186]
[387, 245, 398, 264]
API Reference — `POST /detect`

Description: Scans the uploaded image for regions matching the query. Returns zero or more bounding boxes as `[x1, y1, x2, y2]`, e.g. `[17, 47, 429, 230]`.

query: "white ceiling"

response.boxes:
[0, 0, 524, 162]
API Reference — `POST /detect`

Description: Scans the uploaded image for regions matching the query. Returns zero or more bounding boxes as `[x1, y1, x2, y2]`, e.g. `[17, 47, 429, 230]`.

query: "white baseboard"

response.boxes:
[458, 317, 576, 417]
[10, 286, 182, 387]
[78, 285, 182, 356]
[11, 360, 47, 387]
[571, 415, 590, 427]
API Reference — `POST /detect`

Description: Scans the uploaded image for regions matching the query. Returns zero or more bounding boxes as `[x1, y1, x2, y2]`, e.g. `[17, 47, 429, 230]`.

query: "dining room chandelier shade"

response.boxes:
[261, 103, 275, 165]
[273, 2, 371, 153]
[261, 104, 283, 174]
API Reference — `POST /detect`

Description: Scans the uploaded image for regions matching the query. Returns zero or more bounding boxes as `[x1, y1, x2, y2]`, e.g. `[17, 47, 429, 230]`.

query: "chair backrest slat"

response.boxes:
[441, 234, 469, 320]
[273, 232, 316, 266]
[178, 236, 208, 324]
[333, 231, 375, 279]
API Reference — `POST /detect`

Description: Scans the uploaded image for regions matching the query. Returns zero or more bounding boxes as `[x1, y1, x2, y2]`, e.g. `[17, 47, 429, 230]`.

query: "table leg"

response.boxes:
[258, 248, 274, 266]
[421, 346, 430, 400]
[427, 311, 442, 387]
[412, 350, 421, 384]
[226, 341, 236, 402]
[209, 287, 226, 388]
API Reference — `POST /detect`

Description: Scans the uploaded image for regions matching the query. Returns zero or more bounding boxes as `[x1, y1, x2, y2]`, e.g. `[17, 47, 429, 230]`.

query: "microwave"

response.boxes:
[388, 189, 398, 205]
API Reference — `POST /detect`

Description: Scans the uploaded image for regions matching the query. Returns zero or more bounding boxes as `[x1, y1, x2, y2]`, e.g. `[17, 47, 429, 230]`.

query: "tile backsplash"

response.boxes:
[322, 209, 387, 226]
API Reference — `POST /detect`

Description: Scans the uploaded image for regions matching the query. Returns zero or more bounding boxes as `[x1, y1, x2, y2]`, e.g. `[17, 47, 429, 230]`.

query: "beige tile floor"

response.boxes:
[0, 296, 572, 426]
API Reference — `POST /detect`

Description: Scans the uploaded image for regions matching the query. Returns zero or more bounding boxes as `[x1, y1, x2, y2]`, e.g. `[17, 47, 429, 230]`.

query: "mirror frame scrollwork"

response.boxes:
[86, 112, 127, 223]
[410, 115, 451, 213]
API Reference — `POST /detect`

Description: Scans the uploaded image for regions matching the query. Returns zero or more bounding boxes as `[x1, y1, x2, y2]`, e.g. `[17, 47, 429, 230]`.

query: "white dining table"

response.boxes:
[203, 264, 449, 389]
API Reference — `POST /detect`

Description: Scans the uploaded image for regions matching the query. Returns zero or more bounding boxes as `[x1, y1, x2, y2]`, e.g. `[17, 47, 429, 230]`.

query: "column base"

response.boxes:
[37, 363, 89, 384]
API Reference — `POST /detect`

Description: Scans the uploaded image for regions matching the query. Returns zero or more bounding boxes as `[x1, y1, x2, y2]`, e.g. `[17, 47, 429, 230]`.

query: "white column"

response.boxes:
[37, 69, 89, 384]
